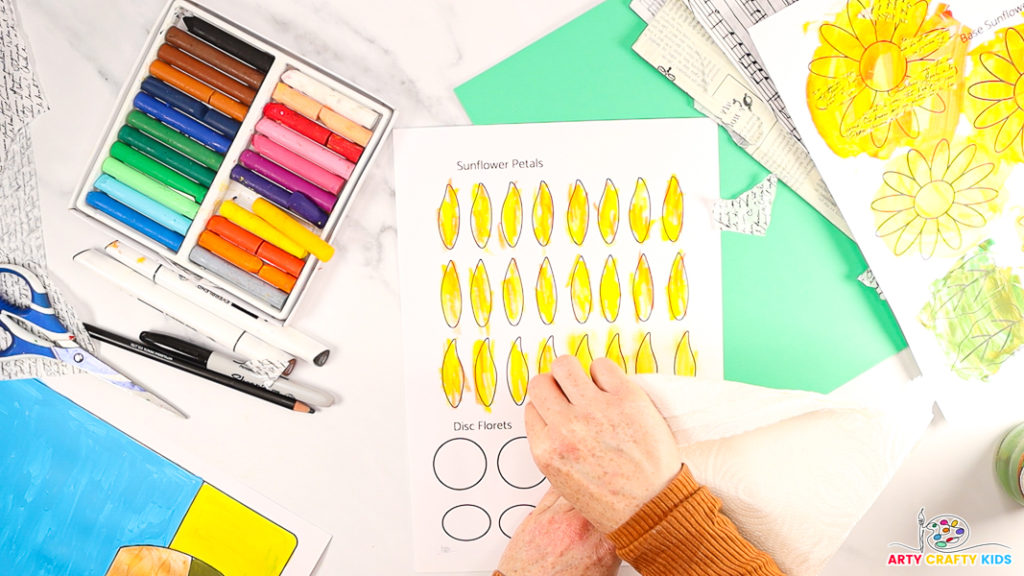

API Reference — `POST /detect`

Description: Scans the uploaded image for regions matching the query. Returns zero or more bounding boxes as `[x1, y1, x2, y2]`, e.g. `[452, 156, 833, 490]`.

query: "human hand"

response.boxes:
[496, 488, 620, 576]
[525, 355, 680, 533]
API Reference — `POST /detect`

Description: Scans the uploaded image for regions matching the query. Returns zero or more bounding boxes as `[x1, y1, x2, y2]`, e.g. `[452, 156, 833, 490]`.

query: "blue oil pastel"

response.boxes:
[0, 379, 203, 575]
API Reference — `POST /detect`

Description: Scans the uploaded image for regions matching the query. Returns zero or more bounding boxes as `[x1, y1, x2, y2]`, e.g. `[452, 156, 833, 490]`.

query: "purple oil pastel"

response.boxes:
[238, 150, 336, 213]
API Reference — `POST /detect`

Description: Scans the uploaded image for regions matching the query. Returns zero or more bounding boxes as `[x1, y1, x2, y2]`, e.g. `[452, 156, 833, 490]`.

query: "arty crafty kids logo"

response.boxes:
[887, 508, 1012, 567]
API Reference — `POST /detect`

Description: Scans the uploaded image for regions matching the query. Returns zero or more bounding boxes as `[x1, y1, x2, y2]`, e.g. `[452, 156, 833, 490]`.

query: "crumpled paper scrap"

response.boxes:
[858, 268, 886, 301]
[713, 174, 776, 236]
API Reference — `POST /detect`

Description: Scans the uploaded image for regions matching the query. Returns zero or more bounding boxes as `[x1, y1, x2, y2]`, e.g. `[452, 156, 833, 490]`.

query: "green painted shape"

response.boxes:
[920, 241, 1024, 381]
[455, 0, 907, 392]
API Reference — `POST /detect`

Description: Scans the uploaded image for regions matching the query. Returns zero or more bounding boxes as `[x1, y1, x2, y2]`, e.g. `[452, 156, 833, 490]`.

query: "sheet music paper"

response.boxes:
[632, 0, 852, 237]
[684, 0, 800, 139]
[630, 0, 668, 21]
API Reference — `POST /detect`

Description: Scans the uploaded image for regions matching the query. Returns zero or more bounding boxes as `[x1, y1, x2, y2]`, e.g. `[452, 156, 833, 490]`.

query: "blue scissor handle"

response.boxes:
[0, 312, 59, 359]
[0, 264, 68, 336]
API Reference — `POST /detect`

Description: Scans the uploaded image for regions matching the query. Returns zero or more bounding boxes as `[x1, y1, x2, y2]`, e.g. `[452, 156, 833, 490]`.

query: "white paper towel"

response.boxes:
[632, 349, 931, 576]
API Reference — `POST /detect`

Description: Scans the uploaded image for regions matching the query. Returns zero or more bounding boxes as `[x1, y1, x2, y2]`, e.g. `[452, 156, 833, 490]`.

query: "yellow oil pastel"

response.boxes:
[605, 332, 627, 372]
[667, 251, 689, 320]
[599, 255, 620, 323]
[536, 257, 557, 325]
[473, 338, 497, 408]
[635, 332, 658, 374]
[440, 261, 462, 328]
[675, 331, 697, 377]
[169, 483, 296, 576]
[570, 255, 592, 323]
[632, 253, 654, 322]
[470, 259, 492, 327]
[507, 337, 530, 405]
[471, 183, 492, 248]
[533, 180, 554, 246]
[573, 334, 594, 374]
[567, 179, 589, 246]
[630, 177, 652, 243]
[503, 259, 524, 326]
[438, 181, 459, 250]
[871, 138, 1006, 259]
[441, 339, 465, 408]
[965, 25, 1024, 162]
[598, 178, 619, 244]
[538, 335, 556, 374]
[805, 0, 967, 158]
[662, 175, 683, 242]
[501, 182, 523, 248]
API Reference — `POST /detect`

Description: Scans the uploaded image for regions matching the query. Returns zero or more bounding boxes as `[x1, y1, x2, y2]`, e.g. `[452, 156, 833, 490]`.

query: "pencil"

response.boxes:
[83, 323, 314, 414]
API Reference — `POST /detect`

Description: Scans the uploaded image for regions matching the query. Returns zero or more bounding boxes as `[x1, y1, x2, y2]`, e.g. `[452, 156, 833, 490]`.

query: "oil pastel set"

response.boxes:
[72, 0, 394, 321]
[394, 118, 725, 571]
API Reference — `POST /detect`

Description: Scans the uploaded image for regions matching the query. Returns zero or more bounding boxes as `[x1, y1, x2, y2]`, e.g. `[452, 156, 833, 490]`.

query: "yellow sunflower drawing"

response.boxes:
[806, 0, 966, 158]
[965, 25, 1024, 162]
[871, 139, 1005, 258]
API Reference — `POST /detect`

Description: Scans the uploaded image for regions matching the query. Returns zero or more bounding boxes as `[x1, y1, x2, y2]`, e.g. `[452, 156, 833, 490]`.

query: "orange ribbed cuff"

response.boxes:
[609, 466, 785, 576]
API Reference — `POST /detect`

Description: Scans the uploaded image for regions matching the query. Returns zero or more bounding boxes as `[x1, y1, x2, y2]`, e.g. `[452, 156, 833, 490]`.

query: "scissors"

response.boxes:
[0, 263, 187, 418]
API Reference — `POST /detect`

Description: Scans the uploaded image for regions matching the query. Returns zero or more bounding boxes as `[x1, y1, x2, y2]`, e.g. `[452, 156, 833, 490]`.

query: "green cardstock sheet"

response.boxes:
[454, 0, 907, 393]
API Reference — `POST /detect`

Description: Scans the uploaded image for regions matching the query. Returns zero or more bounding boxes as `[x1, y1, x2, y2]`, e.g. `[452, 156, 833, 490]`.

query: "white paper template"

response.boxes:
[394, 118, 724, 571]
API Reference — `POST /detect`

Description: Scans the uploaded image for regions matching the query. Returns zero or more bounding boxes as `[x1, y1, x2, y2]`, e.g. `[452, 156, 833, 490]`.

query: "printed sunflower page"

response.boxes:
[751, 0, 1024, 419]
[394, 118, 724, 572]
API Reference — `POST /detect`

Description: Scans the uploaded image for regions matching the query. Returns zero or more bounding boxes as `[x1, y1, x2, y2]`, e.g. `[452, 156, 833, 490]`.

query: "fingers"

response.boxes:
[550, 355, 597, 403]
[534, 486, 561, 513]
[526, 372, 569, 421]
[589, 357, 632, 395]
[524, 401, 547, 439]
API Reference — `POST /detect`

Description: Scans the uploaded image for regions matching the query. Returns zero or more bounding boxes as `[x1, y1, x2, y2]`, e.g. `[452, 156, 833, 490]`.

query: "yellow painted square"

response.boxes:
[170, 483, 296, 576]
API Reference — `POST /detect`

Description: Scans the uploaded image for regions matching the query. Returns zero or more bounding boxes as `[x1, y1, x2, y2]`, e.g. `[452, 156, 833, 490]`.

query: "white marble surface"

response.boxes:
[13, 0, 1024, 574]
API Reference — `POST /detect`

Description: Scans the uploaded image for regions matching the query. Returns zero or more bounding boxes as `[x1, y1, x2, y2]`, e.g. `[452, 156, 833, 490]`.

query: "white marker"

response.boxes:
[74, 249, 295, 371]
[104, 241, 331, 366]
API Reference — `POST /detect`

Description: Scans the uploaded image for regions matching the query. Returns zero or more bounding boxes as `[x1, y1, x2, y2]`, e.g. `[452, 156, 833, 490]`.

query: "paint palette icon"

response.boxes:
[926, 515, 969, 551]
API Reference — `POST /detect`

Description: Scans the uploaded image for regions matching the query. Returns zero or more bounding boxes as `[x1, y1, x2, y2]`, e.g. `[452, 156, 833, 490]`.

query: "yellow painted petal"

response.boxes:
[840, 88, 876, 136]
[937, 214, 962, 250]
[630, 177, 652, 243]
[662, 175, 683, 242]
[574, 334, 593, 374]
[632, 253, 654, 322]
[820, 23, 864, 59]
[501, 182, 523, 248]
[599, 255, 621, 323]
[905, 148, 931, 185]
[882, 170, 918, 194]
[904, 29, 949, 60]
[876, 208, 917, 237]
[975, 99, 1018, 129]
[919, 219, 939, 258]
[605, 333, 627, 373]
[667, 251, 689, 321]
[674, 331, 696, 377]
[533, 181, 554, 246]
[968, 80, 1015, 101]
[536, 257, 557, 325]
[567, 179, 589, 246]
[981, 52, 1021, 84]
[930, 140, 950, 180]
[470, 259, 492, 328]
[570, 255, 592, 324]
[473, 339, 497, 408]
[893, 216, 926, 255]
[947, 203, 987, 228]
[441, 339, 465, 408]
[871, 194, 916, 212]
[846, 3, 874, 45]
[597, 178, 619, 244]
[440, 260, 461, 328]
[471, 183, 492, 249]
[507, 337, 529, 406]
[1007, 27, 1024, 72]
[945, 144, 976, 181]
[635, 332, 658, 374]
[893, 1, 927, 44]
[995, 112, 1024, 153]
[951, 163, 994, 191]
[954, 187, 999, 205]
[503, 259, 524, 326]
[808, 55, 860, 78]
[538, 336, 556, 374]
[437, 182, 459, 250]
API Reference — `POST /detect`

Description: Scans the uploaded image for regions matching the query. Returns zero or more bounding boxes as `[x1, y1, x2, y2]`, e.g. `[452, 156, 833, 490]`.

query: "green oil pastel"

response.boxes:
[920, 241, 1024, 380]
